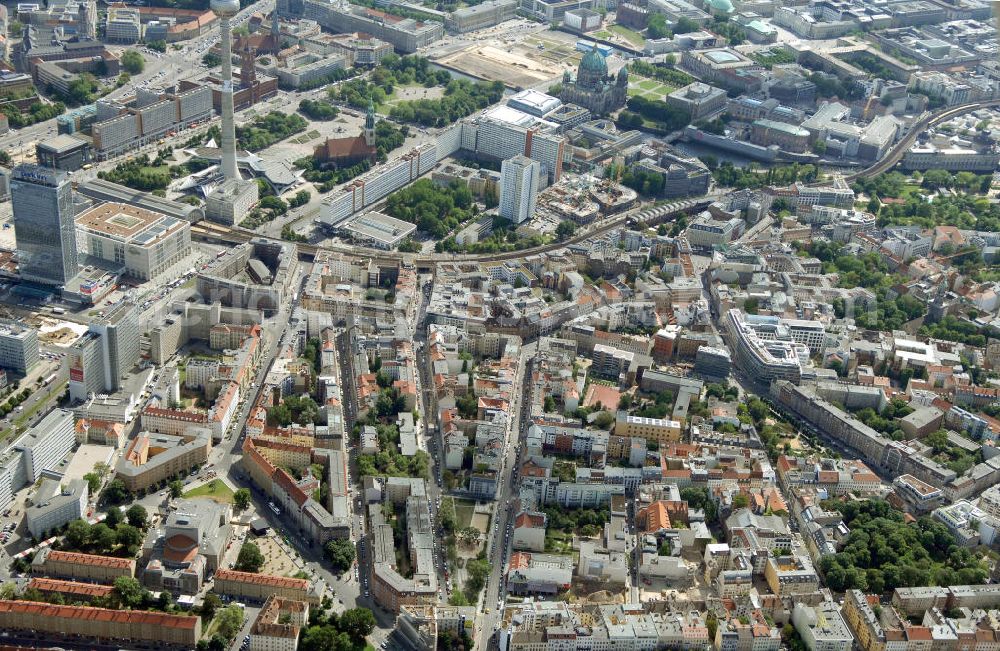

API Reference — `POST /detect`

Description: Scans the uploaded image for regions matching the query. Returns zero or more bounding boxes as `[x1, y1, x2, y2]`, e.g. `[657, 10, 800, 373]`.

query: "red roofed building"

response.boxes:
[27, 577, 114, 602]
[512, 510, 547, 551]
[251, 595, 310, 651]
[0, 600, 200, 647]
[32, 549, 135, 583]
[314, 101, 377, 168]
[214, 569, 319, 604]
[637, 499, 689, 533]
[140, 405, 208, 437]
[240, 438, 348, 544]
[314, 135, 377, 167]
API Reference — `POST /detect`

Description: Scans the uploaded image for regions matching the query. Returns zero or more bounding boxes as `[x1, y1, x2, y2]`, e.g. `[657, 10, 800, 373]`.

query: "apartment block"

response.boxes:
[32, 548, 136, 582]
[614, 413, 682, 443]
[213, 569, 320, 604]
[0, 600, 199, 647]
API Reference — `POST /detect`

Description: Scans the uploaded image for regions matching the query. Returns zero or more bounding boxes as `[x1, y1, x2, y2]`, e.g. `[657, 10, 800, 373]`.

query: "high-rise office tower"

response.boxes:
[67, 332, 104, 402]
[89, 300, 140, 392]
[11, 165, 79, 286]
[212, 0, 241, 181]
[80, 0, 97, 40]
[499, 155, 540, 224]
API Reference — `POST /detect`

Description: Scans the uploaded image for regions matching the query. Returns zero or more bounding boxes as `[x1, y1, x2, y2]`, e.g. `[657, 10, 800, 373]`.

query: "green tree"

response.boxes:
[235, 542, 265, 572]
[121, 50, 145, 75]
[646, 13, 671, 38]
[104, 506, 123, 529]
[201, 592, 222, 619]
[116, 523, 143, 551]
[458, 527, 482, 545]
[89, 523, 117, 552]
[216, 605, 245, 640]
[100, 478, 126, 508]
[65, 519, 90, 549]
[922, 169, 953, 189]
[465, 558, 491, 594]
[732, 494, 750, 509]
[324, 539, 357, 572]
[339, 608, 377, 642]
[83, 472, 102, 494]
[169, 480, 184, 498]
[593, 411, 615, 430]
[555, 220, 577, 241]
[673, 16, 700, 33]
[301, 626, 351, 651]
[234, 488, 251, 511]
[126, 504, 148, 530]
[298, 98, 339, 120]
[112, 576, 146, 609]
[63, 74, 99, 106]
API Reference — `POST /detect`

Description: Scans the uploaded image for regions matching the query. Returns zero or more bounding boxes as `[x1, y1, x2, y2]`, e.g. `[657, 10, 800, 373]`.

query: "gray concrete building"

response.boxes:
[0, 320, 40, 376]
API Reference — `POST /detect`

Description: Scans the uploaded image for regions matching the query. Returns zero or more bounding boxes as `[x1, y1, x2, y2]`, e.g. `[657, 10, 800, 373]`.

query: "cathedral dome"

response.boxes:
[579, 47, 608, 78]
[707, 0, 734, 13]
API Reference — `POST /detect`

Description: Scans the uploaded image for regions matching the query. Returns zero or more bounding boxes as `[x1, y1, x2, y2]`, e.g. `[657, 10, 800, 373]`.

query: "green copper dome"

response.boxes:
[579, 47, 608, 77]
[707, 0, 734, 13]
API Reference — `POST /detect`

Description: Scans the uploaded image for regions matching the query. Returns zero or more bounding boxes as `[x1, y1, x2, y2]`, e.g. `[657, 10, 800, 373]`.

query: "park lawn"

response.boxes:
[183, 479, 234, 504]
[609, 24, 645, 47]
[897, 183, 926, 200]
[627, 84, 648, 97]
[453, 498, 476, 529]
[628, 76, 676, 99]
[545, 528, 573, 554]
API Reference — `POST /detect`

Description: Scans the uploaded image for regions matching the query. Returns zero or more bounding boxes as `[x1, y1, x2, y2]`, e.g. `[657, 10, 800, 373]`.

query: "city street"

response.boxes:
[476, 340, 535, 651]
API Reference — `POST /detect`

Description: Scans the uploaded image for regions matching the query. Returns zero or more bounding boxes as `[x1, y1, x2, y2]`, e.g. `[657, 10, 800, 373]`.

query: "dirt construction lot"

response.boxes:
[433, 32, 585, 88]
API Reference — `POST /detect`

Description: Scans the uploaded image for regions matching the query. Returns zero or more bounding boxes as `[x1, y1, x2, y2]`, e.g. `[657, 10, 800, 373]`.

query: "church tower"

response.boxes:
[364, 97, 376, 147]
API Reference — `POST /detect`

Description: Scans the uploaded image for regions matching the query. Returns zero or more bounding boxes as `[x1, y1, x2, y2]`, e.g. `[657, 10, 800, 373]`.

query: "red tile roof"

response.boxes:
[28, 578, 114, 598]
[315, 136, 376, 163]
[514, 512, 545, 529]
[44, 550, 134, 569]
[274, 469, 309, 507]
[0, 600, 197, 628]
[215, 569, 309, 590]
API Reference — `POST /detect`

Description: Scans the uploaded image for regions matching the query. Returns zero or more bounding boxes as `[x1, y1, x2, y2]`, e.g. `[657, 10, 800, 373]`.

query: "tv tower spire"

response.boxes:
[211, 0, 241, 181]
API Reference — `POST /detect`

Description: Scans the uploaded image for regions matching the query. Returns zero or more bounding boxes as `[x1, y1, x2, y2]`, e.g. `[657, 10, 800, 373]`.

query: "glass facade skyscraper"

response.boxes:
[11, 165, 78, 286]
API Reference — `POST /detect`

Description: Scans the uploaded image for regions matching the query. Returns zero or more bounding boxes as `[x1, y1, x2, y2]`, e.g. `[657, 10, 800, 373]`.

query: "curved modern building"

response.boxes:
[725, 309, 803, 384]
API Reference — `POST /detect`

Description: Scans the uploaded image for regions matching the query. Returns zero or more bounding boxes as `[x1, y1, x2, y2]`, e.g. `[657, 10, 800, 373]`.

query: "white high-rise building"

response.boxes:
[499, 155, 540, 225]
[14, 409, 76, 482]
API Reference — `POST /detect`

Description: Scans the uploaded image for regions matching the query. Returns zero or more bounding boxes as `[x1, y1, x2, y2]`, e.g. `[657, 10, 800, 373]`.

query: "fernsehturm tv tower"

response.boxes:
[212, 0, 240, 181]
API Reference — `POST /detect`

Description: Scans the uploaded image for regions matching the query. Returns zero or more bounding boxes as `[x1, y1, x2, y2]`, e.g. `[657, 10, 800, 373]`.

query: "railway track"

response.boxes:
[191, 100, 1000, 263]
[845, 99, 1000, 182]
[191, 196, 712, 265]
